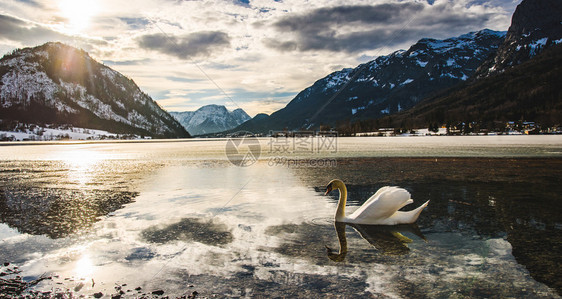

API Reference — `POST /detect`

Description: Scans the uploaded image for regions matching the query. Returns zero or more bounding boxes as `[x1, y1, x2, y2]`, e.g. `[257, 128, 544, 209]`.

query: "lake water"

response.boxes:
[0, 136, 561, 298]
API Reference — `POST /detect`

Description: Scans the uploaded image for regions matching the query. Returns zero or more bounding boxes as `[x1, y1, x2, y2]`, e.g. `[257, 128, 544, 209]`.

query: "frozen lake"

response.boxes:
[0, 136, 561, 297]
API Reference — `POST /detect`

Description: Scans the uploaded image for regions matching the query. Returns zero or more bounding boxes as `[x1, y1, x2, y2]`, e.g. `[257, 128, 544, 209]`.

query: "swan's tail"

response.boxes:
[395, 200, 429, 224]
[409, 200, 430, 223]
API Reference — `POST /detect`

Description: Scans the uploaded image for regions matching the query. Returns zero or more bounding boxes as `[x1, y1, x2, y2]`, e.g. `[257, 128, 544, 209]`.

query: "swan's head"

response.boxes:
[325, 179, 344, 195]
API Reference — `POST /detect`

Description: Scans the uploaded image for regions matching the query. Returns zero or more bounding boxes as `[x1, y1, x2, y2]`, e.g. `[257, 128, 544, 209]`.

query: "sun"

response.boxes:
[58, 0, 99, 33]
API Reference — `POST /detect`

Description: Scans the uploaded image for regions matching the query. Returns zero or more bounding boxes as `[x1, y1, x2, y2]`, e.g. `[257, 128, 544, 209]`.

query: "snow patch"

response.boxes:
[0, 125, 122, 141]
[100, 67, 117, 81]
[0, 65, 77, 113]
[441, 72, 459, 79]
[59, 81, 130, 125]
[351, 106, 366, 115]
[529, 37, 548, 56]
[400, 79, 414, 86]
[323, 69, 352, 92]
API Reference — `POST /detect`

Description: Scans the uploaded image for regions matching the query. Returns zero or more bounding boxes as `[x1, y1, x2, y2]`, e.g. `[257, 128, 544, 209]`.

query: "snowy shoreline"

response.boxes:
[0, 124, 147, 142]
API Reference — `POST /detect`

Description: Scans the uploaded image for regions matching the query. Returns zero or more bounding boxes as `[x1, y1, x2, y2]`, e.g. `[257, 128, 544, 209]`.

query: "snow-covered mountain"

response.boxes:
[370, 0, 562, 133]
[235, 29, 505, 133]
[0, 42, 189, 138]
[170, 105, 250, 135]
[477, 0, 562, 77]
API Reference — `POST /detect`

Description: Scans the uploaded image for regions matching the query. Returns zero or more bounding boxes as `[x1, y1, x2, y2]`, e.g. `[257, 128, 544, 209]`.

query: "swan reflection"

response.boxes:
[326, 222, 426, 261]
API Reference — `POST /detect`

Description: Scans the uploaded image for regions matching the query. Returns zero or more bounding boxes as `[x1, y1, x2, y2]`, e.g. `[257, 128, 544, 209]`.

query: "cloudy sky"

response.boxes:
[0, 0, 519, 116]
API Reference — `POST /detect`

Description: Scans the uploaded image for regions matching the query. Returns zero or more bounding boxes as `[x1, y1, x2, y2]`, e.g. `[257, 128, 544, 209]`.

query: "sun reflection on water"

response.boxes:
[74, 254, 94, 278]
[54, 148, 107, 186]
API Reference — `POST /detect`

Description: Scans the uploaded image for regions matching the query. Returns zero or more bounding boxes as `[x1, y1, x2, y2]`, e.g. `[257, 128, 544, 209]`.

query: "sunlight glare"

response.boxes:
[55, 148, 107, 186]
[58, 0, 99, 33]
[75, 254, 94, 278]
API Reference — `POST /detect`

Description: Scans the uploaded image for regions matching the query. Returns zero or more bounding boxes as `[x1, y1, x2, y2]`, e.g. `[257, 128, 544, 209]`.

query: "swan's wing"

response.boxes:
[360, 186, 393, 207]
[348, 187, 413, 222]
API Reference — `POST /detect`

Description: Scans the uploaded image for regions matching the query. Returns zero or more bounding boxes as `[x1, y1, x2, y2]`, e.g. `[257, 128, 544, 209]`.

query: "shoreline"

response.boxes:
[0, 262, 200, 298]
[0, 133, 561, 146]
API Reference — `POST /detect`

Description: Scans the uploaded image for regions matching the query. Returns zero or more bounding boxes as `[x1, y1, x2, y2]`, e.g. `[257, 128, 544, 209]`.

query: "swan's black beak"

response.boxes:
[324, 184, 333, 195]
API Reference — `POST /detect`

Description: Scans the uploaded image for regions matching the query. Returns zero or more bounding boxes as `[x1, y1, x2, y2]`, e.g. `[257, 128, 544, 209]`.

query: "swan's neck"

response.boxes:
[327, 222, 348, 262]
[335, 222, 347, 253]
[335, 183, 347, 222]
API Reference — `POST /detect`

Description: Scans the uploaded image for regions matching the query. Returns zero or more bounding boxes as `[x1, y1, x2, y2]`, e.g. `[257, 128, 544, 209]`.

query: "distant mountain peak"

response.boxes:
[170, 104, 251, 136]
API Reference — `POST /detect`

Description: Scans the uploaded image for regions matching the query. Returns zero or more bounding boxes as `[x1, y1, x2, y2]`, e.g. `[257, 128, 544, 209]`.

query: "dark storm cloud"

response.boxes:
[264, 3, 424, 52]
[137, 31, 231, 59]
[265, 2, 495, 53]
[418, 3, 497, 36]
[262, 39, 297, 52]
[264, 27, 421, 53]
[273, 3, 422, 31]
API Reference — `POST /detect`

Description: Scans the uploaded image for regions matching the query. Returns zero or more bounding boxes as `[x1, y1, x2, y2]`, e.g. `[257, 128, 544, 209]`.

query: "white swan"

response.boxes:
[325, 179, 429, 225]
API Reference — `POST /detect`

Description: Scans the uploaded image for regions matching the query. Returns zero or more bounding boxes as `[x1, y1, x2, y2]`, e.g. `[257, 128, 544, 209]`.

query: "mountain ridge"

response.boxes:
[347, 44, 562, 134]
[476, 0, 562, 77]
[232, 29, 506, 134]
[336, 0, 562, 135]
[0, 42, 190, 138]
[170, 104, 250, 136]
